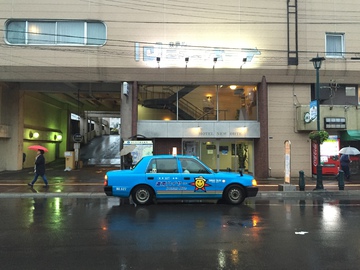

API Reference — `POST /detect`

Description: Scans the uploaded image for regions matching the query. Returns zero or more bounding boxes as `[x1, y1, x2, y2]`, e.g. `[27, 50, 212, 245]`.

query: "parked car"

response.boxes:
[104, 155, 258, 205]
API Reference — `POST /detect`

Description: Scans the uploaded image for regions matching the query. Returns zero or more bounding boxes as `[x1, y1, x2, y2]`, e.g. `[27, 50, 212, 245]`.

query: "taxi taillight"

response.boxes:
[104, 175, 108, 186]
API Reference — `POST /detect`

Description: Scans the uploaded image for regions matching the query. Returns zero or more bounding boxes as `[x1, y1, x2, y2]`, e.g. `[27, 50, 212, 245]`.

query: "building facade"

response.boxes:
[1, 0, 360, 178]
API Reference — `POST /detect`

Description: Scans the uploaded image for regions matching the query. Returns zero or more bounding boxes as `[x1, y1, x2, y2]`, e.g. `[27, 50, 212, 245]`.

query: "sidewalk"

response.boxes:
[0, 159, 359, 198]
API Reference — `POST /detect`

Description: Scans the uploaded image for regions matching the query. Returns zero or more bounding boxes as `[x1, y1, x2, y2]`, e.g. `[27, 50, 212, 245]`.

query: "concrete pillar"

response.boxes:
[94, 117, 102, 136]
[80, 115, 88, 144]
[0, 84, 24, 171]
[102, 118, 110, 135]
[120, 82, 133, 140]
[254, 76, 269, 178]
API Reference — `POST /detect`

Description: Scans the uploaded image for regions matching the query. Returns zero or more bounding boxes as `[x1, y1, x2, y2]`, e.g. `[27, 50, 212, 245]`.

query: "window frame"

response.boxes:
[325, 33, 345, 58]
[5, 19, 107, 46]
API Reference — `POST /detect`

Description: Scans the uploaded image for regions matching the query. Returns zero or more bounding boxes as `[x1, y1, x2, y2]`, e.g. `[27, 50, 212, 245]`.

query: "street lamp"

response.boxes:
[310, 54, 325, 190]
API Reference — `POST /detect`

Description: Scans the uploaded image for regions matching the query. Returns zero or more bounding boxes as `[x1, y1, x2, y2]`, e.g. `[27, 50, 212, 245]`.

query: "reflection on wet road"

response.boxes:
[80, 135, 120, 166]
[1, 198, 360, 269]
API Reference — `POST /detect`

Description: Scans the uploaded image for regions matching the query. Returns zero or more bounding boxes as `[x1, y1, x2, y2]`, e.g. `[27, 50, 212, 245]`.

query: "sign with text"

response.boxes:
[123, 140, 153, 164]
[284, 140, 291, 184]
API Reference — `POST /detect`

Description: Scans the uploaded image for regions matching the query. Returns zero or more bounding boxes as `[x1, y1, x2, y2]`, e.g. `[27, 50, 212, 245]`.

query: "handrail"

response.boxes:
[141, 86, 213, 120]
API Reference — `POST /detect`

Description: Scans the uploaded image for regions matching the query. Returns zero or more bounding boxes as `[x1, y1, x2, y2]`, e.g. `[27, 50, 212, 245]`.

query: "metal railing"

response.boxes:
[140, 86, 214, 120]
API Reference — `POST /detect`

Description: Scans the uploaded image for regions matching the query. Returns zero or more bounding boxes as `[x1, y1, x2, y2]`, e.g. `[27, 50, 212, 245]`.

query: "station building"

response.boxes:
[1, 0, 360, 178]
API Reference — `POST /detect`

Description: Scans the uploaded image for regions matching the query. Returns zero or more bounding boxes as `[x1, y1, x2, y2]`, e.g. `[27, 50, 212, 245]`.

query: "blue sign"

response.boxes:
[310, 100, 317, 121]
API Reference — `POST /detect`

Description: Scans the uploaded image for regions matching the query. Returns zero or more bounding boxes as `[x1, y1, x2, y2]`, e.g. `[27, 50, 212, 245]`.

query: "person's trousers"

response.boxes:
[342, 166, 350, 179]
[31, 173, 48, 185]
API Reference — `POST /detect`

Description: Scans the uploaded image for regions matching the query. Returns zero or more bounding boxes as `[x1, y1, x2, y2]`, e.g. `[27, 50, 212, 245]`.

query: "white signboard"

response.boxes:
[123, 140, 153, 164]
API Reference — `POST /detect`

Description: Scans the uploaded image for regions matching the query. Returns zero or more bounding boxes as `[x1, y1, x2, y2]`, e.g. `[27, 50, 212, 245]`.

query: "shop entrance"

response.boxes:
[183, 139, 254, 174]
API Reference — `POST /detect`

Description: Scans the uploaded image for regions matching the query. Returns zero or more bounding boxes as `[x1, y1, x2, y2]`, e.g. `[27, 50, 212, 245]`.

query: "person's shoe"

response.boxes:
[27, 183, 33, 187]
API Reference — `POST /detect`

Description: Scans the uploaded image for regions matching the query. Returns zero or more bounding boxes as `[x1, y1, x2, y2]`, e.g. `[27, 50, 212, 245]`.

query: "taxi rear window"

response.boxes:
[147, 158, 178, 173]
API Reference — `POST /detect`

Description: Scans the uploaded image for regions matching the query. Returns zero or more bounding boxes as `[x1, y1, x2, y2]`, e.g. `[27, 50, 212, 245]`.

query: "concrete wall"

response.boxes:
[23, 93, 68, 169]
[268, 84, 312, 178]
[0, 85, 24, 170]
[1, 0, 360, 84]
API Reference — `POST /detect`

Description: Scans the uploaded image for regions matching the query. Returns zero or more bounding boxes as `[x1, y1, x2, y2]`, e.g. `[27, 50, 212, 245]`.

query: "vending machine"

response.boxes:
[312, 135, 340, 176]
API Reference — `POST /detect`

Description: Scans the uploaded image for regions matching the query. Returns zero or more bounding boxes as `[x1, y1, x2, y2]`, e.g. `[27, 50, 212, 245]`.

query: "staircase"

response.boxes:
[141, 86, 215, 120]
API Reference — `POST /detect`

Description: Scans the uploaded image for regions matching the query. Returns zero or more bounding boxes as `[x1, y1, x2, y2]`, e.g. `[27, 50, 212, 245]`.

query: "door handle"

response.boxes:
[147, 177, 154, 180]
[184, 177, 190, 180]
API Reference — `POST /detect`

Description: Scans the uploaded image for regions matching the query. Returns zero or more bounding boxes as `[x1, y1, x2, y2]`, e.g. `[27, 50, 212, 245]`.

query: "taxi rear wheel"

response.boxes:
[132, 185, 153, 205]
[224, 185, 245, 205]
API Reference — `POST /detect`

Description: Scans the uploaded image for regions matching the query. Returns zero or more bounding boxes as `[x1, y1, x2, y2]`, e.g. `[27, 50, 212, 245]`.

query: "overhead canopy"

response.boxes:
[341, 130, 360, 141]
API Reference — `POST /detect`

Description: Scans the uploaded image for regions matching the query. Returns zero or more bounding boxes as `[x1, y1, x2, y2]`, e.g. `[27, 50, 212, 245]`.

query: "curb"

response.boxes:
[0, 192, 107, 198]
[256, 190, 360, 198]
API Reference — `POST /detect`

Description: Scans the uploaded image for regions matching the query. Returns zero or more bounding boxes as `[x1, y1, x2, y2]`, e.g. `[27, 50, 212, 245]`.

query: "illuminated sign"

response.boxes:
[140, 41, 260, 67]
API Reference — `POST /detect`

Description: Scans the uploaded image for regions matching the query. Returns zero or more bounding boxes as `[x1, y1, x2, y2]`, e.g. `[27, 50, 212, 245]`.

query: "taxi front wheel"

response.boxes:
[224, 185, 245, 205]
[132, 185, 154, 205]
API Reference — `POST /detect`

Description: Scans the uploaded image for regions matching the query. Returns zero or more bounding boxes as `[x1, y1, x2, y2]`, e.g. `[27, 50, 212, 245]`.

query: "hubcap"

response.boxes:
[230, 189, 240, 200]
[136, 189, 149, 202]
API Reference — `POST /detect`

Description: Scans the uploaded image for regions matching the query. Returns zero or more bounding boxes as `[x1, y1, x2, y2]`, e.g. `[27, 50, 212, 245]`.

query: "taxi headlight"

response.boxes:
[252, 179, 257, 186]
[104, 175, 108, 186]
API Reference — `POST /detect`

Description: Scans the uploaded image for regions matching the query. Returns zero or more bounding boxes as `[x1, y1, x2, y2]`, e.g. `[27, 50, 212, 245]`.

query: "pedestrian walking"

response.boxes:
[123, 152, 133, 169]
[340, 154, 351, 180]
[28, 149, 49, 188]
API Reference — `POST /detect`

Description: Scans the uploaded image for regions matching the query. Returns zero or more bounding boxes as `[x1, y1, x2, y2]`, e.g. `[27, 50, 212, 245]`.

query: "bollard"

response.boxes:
[299, 170, 305, 191]
[338, 170, 345, 190]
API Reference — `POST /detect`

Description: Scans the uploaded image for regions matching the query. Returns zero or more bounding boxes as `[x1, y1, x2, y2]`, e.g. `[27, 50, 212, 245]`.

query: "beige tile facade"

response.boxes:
[1, 0, 360, 176]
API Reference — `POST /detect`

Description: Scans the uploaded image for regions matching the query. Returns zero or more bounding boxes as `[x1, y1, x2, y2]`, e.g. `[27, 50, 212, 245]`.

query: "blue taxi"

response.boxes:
[104, 155, 258, 205]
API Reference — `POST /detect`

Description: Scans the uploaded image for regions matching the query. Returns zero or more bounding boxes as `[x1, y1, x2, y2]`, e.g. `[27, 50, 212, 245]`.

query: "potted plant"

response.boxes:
[236, 143, 248, 172]
[309, 130, 329, 144]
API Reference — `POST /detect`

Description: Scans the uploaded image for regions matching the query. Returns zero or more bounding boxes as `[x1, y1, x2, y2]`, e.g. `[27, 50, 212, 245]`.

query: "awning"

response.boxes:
[341, 130, 360, 141]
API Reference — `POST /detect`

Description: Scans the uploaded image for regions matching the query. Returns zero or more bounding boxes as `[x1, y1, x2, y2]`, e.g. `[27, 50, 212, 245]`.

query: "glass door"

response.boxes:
[183, 139, 254, 174]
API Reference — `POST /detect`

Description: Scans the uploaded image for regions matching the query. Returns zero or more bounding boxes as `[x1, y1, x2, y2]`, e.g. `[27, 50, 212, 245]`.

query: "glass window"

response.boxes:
[87, 22, 106, 45]
[57, 21, 84, 45]
[5, 20, 106, 46]
[28, 22, 55, 44]
[138, 84, 258, 121]
[6, 21, 26, 44]
[147, 158, 178, 173]
[326, 33, 344, 58]
[179, 158, 210, 174]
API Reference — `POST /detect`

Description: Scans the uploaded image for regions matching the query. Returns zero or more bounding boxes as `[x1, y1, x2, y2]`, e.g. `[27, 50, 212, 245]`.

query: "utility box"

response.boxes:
[64, 151, 75, 169]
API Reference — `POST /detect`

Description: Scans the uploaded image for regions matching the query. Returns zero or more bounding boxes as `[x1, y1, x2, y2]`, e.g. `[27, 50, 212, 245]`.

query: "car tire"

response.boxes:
[132, 185, 154, 205]
[224, 185, 245, 205]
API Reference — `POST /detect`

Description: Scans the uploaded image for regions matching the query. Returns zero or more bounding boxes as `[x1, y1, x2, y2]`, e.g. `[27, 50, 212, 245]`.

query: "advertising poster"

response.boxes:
[284, 140, 291, 184]
[309, 100, 317, 121]
[311, 136, 340, 175]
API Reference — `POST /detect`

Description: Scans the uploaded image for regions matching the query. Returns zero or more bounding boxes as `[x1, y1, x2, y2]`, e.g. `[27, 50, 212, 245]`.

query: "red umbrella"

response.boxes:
[28, 145, 49, 152]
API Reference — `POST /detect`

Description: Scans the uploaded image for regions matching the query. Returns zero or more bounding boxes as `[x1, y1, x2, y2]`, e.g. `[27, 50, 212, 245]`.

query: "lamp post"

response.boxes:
[310, 54, 325, 190]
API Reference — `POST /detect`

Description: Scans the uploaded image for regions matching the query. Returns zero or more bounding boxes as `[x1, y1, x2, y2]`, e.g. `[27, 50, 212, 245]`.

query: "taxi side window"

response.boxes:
[179, 158, 210, 174]
[146, 159, 178, 173]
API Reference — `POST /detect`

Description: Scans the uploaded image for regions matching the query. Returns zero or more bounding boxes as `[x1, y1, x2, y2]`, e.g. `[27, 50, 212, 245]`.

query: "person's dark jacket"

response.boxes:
[340, 154, 350, 167]
[124, 153, 133, 169]
[35, 154, 46, 175]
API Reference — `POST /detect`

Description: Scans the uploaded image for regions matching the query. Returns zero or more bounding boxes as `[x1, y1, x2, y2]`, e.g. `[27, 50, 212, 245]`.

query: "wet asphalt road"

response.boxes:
[1, 197, 360, 270]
